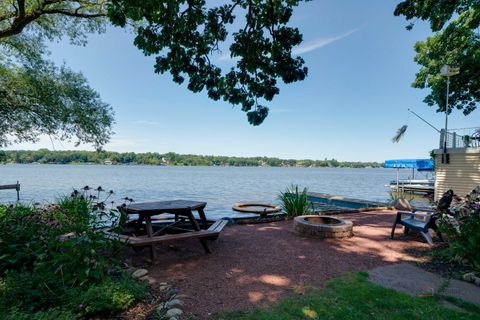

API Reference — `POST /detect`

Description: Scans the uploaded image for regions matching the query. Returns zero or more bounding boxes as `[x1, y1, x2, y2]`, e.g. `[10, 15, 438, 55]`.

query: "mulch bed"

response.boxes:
[406, 245, 477, 280]
[127, 210, 432, 319]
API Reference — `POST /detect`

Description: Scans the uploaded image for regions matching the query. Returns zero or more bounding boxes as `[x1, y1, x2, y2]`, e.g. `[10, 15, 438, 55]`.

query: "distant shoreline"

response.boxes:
[0, 149, 383, 168]
[2, 163, 384, 169]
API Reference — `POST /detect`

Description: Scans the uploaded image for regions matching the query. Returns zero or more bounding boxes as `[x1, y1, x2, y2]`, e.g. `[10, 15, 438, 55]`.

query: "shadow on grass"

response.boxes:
[215, 272, 479, 320]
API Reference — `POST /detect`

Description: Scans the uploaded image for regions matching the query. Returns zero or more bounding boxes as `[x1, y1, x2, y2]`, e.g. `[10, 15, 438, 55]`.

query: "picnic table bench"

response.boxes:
[105, 200, 228, 261]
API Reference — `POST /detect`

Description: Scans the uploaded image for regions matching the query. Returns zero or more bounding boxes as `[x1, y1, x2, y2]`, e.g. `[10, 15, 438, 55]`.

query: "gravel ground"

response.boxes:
[129, 210, 431, 319]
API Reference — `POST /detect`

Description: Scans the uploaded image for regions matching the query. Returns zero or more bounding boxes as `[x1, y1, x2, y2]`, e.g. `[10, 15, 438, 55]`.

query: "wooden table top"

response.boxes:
[125, 200, 207, 215]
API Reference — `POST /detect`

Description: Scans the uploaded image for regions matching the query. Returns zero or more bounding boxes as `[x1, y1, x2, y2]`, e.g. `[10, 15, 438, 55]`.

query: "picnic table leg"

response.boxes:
[135, 215, 145, 234]
[197, 208, 208, 229]
[185, 209, 211, 254]
[145, 215, 157, 261]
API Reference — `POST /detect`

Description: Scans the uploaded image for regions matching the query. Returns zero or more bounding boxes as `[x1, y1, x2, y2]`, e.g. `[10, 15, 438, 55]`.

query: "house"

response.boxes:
[434, 128, 480, 200]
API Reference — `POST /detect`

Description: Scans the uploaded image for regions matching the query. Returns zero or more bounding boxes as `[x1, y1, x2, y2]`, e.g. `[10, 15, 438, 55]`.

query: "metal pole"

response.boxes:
[444, 76, 450, 153]
[408, 108, 441, 133]
[397, 168, 399, 193]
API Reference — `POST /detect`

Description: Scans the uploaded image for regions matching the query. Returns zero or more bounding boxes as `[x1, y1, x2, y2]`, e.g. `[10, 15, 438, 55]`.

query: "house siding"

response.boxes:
[434, 148, 480, 200]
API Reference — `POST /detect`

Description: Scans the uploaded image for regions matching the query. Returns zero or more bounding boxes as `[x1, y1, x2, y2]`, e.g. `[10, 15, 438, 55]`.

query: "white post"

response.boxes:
[396, 168, 399, 193]
[444, 75, 450, 153]
[440, 65, 459, 156]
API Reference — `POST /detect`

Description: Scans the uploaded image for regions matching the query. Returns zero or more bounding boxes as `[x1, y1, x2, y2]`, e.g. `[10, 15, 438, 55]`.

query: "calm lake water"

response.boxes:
[0, 164, 419, 219]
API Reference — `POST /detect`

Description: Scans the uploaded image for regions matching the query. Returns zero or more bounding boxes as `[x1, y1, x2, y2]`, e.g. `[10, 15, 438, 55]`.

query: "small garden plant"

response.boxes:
[438, 187, 480, 270]
[0, 187, 145, 319]
[279, 184, 310, 217]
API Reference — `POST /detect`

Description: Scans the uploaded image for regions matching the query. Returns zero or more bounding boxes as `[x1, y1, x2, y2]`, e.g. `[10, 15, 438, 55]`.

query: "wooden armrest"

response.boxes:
[397, 211, 432, 219]
[413, 208, 434, 213]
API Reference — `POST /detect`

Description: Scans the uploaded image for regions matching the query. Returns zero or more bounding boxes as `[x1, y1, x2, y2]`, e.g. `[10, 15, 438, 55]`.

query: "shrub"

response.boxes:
[0, 308, 79, 320]
[65, 274, 146, 316]
[0, 273, 145, 319]
[279, 185, 310, 217]
[0, 187, 145, 318]
[438, 187, 480, 269]
[0, 269, 69, 312]
[0, 198, 123, 286]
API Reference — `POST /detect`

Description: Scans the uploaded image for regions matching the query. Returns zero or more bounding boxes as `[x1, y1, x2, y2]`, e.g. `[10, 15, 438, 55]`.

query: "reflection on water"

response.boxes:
[0, 164, 421, 219]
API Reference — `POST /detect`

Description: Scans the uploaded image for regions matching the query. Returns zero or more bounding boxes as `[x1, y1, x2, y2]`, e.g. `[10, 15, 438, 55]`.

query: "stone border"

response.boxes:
[152, 282, 184, 320]
[129, 267, 185, 320]
[293, 215, 353, 239]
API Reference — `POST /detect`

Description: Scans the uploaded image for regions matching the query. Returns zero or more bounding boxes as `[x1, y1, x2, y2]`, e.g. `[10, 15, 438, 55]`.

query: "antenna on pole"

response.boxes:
[407, 108, 441, 133]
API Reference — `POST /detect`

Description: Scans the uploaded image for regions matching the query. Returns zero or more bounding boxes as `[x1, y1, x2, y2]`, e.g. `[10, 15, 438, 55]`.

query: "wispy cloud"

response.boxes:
[217, 27, 360, 62]
[293, 28, 359, 55]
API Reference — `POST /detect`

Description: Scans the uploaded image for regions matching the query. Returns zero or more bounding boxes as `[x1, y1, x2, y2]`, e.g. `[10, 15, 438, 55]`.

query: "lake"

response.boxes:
[0, 164, 418, 219]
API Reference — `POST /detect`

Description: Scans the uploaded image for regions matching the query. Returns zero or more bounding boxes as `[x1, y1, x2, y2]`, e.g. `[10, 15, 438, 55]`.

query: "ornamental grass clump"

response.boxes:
[279, 185, 309, 217]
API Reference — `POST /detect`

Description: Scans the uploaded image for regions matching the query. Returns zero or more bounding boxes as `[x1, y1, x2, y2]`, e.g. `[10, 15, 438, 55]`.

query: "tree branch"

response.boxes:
[0, 0, 106, 39]
[42, 9, 105, 19]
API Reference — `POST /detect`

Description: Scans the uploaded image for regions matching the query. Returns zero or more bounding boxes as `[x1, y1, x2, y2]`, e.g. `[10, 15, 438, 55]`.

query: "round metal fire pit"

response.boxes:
[293, 215, 353, 239]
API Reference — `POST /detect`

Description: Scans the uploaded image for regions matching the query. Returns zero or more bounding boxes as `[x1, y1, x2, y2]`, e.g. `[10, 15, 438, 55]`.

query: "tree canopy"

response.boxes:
[0, 0, 113, 148]
[395, 0, 480, 116]
[0, 1, 309, 149]
[108, 0, 309, 125]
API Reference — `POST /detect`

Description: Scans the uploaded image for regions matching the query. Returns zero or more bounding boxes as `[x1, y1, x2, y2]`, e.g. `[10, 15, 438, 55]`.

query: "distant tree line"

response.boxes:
[0, 149, 382, 168]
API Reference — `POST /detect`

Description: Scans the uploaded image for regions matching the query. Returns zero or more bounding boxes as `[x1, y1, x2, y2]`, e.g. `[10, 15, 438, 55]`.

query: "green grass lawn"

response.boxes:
[218, 272, 480, 320]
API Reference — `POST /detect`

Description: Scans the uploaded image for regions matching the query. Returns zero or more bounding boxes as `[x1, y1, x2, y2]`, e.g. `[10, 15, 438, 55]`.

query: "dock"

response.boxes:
[0, 181, 20, 201]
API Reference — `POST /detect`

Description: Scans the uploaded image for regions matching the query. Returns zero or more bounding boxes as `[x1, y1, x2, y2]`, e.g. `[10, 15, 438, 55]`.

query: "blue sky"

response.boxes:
[8, 0, 480, 161]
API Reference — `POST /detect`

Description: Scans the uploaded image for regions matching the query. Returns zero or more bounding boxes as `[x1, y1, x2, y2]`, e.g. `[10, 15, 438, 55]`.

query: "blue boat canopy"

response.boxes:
[384, 159, 434, 170]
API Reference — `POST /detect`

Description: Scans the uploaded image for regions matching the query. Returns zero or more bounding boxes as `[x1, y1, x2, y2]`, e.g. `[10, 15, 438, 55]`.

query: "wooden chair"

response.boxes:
[390, 209, 443, 245]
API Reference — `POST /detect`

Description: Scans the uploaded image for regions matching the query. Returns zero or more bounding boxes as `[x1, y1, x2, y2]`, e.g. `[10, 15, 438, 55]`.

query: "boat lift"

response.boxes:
[384, 159, 434, 194]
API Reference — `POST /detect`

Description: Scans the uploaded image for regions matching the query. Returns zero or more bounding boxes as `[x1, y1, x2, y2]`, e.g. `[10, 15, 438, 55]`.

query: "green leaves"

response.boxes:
[108, 0, 309, 125]
[1, 1, 309, 131]
[279, 184, 309, 217]
[0, 58, 114, 148]
[0, 1, 112, 148]
[439, 187, 480, 269]
[0, 190, 139, 317]
[395, 1, 480, 116]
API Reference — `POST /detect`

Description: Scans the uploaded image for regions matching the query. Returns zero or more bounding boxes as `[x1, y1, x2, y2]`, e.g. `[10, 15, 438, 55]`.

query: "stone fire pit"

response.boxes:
[293, 215, 353, 239]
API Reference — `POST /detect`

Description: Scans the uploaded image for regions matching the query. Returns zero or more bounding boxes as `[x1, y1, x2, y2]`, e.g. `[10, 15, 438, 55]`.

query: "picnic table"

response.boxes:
[121, 200, 226, 261]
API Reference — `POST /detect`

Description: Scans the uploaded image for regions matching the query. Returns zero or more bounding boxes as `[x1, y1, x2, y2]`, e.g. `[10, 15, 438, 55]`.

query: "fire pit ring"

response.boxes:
[294, 215, 353, 239]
